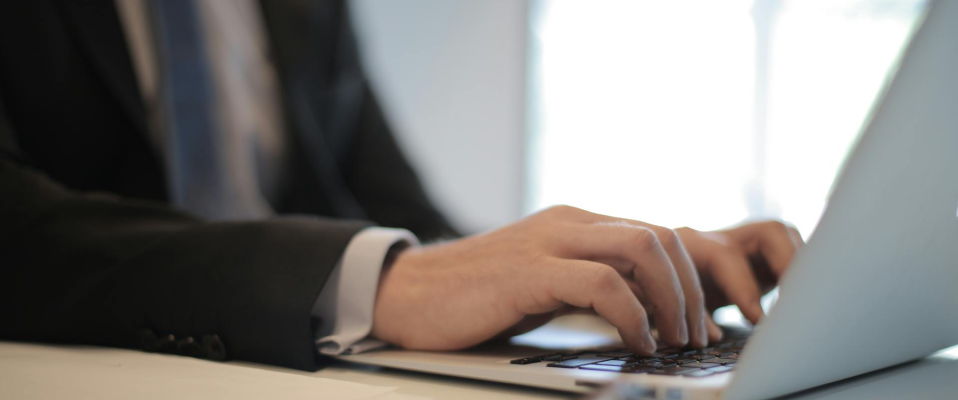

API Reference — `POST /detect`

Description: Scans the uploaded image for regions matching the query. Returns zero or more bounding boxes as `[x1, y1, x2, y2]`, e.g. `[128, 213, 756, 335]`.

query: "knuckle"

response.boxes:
[672, 287, 687, 310]
[715, 242, 743, 258]
[590, 266, 621, 294]
[627, 300, 648, 321]
[685, 285, 706, 308]
[545, 204, 579, 215]
[764, 220, 790, 234]
[654, 228, 680, 250]
[672, 299, 688, 321]
[527, 252, 549, 269]
[629, 227, 661, 252]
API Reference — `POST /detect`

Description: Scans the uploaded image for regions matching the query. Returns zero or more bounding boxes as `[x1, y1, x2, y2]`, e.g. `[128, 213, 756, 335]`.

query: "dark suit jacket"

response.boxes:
[0, 0, 457, 371]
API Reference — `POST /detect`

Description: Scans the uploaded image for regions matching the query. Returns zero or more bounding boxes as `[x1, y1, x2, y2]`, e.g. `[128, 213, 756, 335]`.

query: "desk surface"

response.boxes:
[264, 348, 958, 400]
[2, 341, 956, 399]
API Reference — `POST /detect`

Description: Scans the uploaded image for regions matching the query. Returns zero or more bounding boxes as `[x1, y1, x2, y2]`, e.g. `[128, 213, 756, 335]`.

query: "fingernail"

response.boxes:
[707, 319, 723, 342]
[678, 322, 689, 345]
[643, 333, 657, 353]
[695, 317, 707, 347]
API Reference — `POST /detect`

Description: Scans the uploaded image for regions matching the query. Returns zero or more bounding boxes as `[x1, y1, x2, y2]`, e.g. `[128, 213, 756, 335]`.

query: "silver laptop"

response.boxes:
[338, 0, 958, 398]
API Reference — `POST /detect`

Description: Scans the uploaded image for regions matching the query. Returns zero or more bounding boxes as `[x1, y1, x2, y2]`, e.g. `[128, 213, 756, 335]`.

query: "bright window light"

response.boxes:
[527, 0, 926, 237]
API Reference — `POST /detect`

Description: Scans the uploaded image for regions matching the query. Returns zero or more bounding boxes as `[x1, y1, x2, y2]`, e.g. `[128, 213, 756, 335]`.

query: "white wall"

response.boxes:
[350, 0, 529, 234]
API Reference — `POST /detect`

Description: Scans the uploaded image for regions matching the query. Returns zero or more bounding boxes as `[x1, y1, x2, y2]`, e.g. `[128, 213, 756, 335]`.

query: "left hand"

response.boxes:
[676, 221, 804, 325]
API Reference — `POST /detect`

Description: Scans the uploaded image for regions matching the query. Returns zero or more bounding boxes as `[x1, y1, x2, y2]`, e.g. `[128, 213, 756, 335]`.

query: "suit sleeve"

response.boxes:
[0, 87, 370, 370]
[0, 157, 369, 370]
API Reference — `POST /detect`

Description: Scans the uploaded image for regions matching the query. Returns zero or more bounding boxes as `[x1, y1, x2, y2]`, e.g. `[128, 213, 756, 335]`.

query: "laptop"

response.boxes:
[338, 0, 958, 398]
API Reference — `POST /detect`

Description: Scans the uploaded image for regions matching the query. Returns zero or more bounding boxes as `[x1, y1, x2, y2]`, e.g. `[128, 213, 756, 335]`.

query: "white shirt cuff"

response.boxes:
[312, 227, 419, 355]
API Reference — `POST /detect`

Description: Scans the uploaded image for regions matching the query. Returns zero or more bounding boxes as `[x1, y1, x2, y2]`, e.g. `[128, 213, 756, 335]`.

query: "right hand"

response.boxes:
[371, 205, 721, 354]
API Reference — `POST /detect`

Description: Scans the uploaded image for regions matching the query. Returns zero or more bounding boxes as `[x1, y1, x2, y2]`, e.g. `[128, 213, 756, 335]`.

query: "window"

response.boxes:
[527, 0, 927, 237]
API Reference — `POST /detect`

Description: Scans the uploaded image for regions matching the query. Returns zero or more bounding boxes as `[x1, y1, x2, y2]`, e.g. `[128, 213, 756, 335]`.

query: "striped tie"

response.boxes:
[150, 0, 270, 220]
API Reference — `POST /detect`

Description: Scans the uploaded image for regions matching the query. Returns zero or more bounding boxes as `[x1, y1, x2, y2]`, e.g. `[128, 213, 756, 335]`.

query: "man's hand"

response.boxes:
[676, 222, 803, 324]
[371, 206, 801, 354]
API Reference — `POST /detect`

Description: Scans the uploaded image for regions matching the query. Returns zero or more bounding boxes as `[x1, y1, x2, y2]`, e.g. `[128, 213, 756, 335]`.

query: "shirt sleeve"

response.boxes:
[312, 227, 419, 355]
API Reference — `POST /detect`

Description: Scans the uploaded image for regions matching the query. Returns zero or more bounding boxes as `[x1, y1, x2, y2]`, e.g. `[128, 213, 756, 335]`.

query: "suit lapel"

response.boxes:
[59, 0, 149, 141]
[260, 0, 367, 219]
[258, 0, 337, 101]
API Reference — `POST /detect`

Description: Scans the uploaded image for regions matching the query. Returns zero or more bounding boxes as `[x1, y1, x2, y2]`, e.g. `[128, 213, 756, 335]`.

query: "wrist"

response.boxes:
[371, 245, 414, 346]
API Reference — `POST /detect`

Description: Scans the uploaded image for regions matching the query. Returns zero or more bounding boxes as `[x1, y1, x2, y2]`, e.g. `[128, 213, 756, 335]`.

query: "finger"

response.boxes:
[645, 227, 708, 348]
[729, 221, 799, 279]
[754, 222, 800, 278]
[580, 219, 708, 348]
[705, 248, 765, 324]
[706, 314, 723, 343]
[616, 226, 707, 348]
[554, 223, 689, 347]
[549, 260, 657, 353]
[623, 279, 649, 304]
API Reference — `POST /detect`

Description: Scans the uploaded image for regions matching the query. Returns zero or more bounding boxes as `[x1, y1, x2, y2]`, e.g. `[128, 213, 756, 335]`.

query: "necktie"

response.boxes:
[150, 0, 270, 220]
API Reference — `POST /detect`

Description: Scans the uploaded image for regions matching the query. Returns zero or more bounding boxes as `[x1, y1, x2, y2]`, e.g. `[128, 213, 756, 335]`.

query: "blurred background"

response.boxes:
[352, 0, 927, 238]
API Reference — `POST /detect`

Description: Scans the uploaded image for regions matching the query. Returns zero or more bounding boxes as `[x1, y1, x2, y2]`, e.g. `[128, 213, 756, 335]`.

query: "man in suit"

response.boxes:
[0, 0, 802, 371]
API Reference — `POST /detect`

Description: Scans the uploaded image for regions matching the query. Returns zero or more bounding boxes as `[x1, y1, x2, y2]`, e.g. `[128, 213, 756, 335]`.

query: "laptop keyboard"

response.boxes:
[509, 331, 748, 378]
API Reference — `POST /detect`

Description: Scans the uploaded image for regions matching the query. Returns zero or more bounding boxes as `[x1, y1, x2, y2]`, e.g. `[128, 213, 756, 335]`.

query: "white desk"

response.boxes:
[2, 341, 956, 399]
[248, 360, 575, 400]
[263, 349, 958, 400]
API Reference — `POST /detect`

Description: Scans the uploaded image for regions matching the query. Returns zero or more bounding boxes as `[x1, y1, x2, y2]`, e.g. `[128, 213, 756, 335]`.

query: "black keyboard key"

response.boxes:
[681, 361, 722, 369]
[646, 361, 678, 369]
[512, 352, 576, 364]
[596, 351, 634, 358]
[665, 350, 708, 362]
[511, 331, 750, 368]
[622, 356, 662, 364]
[649, 366, 700, 376]
[648, 353, 677, 360]
[547, 356, 614, 368]
[711, 358, 737, 365]
[703, 350, 735, 357]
